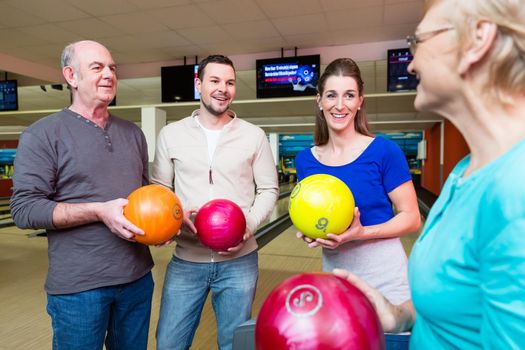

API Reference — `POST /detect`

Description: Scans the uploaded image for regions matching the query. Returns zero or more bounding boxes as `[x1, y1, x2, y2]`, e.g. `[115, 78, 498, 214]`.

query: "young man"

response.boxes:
[10, 40, 154, 350]
[152, 55, 279, 350]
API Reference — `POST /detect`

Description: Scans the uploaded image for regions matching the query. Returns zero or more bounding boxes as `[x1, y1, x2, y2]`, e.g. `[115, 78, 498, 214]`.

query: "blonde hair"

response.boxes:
[428, 0, 525, 104]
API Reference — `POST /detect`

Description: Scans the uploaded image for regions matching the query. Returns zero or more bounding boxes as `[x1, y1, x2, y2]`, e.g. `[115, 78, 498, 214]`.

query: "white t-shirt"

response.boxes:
[195, 116, 222, 161]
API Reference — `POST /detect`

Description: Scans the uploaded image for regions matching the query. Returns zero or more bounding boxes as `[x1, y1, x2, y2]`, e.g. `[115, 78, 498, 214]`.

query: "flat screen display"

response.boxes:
[387, 48, 418, 92]
[161, 64, 200, 102]
[0, 80, 18, 111]
[256, 55, 320, 98]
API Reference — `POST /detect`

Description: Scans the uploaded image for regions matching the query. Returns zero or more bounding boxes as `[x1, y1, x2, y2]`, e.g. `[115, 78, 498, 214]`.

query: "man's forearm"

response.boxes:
[52, 202, 102, 229]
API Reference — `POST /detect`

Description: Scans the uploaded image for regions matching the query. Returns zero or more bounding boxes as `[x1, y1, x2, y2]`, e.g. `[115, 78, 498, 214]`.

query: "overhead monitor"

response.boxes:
[0, 80, 18, 111]
[161, 64, 200, 102]
[256, 55, 320, 98]
[387, 48, 418, 92]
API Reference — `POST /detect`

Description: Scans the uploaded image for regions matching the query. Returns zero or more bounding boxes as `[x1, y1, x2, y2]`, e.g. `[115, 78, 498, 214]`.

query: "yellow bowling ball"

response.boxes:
[289, 174, 355, 240]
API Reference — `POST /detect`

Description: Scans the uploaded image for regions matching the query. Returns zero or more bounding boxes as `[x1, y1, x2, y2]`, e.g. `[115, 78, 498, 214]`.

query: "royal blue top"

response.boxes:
[295, 137, 412, 226]
[408, 138, 525, 349]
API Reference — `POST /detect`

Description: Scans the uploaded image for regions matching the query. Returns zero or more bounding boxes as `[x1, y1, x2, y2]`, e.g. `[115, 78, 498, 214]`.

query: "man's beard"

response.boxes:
[202, 97, 230, 116]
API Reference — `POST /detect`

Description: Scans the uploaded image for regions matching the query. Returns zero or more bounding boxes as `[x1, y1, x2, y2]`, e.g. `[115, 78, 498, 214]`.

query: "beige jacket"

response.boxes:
[151, 110, 279, 262]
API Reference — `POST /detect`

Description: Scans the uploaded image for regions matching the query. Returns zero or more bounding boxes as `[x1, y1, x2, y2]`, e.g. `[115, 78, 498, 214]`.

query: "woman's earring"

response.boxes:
[319, 105, 323, 111]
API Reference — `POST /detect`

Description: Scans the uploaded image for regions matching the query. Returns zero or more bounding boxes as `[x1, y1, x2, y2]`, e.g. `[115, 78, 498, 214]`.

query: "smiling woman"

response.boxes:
[313, 58, 371, 145]
[294, 57, 421, 305]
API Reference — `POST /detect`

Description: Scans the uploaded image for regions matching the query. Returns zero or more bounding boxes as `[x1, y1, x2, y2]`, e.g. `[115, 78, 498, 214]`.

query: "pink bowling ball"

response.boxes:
[194, 199, 246, 251]
[255, 272, 385, 350]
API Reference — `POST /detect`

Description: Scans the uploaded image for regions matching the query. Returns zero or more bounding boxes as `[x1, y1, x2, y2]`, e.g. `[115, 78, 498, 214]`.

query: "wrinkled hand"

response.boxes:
[314, 207, 364, 249]
[218, 229, 253, 256]
[333, 268, 402, 332]
[98, 198, 144, 241]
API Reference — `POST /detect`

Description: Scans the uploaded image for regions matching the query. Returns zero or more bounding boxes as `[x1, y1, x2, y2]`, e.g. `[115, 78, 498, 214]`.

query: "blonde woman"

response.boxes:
[336, 1, 525, 348]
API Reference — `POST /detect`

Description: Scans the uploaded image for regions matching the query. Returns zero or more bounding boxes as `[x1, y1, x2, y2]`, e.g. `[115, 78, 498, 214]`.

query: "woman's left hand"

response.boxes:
[333, 268, 415, 333]
[314, 207, 365, 249]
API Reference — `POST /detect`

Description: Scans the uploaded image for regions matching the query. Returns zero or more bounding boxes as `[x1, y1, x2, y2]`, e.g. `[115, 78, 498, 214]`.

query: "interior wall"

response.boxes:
[421, 123, 441, 195]
[0, 140, 18, 148]
[421, 121, 469, 196]
[443, 119, 470, 179]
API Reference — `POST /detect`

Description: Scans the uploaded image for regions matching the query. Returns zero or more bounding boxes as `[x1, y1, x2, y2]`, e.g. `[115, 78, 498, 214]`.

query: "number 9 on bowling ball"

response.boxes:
[289, 174, 355, 240]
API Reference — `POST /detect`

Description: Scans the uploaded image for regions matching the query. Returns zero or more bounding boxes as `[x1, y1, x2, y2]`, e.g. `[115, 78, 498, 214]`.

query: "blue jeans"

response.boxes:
[156, 252, 258, 350]
[46, 272, 154, 350]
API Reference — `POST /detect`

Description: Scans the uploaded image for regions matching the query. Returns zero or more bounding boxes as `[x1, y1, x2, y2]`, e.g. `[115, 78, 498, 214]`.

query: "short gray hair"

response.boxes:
[60, 42, 76, 70]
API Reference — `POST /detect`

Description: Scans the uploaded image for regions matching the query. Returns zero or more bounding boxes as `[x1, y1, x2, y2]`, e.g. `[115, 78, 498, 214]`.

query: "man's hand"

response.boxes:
[97, 198, 144, 241]
[217, 229, 253, 256]
[182, 208, 198, 234]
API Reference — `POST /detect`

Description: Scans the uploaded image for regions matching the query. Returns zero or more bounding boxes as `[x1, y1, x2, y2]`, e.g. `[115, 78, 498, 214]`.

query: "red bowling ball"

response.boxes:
[255, 272, 385, 350]
[194, 199, 246, 251]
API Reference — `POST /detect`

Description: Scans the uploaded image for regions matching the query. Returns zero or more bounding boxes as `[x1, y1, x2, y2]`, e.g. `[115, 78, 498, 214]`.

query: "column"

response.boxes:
[268, 132, 279, 165]
[141, 107, 166, 162]
[439, 121, 444, 187]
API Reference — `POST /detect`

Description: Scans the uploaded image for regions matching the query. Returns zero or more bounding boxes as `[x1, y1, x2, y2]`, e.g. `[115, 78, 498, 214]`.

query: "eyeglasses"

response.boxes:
[406, 27, 455, 55]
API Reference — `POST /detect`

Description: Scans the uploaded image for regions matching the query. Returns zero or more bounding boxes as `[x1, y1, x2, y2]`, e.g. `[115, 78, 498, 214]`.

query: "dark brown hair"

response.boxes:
[314, 58, 372, 145]
[197, 55, 235, 81]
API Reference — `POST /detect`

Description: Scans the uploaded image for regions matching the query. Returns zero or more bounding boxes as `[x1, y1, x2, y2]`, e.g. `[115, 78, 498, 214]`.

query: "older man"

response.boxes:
[11, 40, 154, 350]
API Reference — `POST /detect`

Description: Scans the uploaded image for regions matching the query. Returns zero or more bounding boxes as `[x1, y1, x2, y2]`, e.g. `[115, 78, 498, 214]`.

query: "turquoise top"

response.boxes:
[408, 138, 525, 349]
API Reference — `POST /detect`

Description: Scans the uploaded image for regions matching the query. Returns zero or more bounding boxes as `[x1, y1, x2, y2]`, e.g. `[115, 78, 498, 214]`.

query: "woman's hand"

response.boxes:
[296, 231, 318, 246]
[333, 268, 415, 333]
[295, 207, 364, 249]
[315, 207, 365, 249]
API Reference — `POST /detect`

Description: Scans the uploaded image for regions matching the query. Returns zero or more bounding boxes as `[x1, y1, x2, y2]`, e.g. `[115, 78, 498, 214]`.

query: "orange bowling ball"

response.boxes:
[124, 184, 183, 245]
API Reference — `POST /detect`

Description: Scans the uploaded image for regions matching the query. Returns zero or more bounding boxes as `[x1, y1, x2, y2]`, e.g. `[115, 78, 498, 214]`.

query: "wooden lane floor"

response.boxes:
[0, 226, 52, 349]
